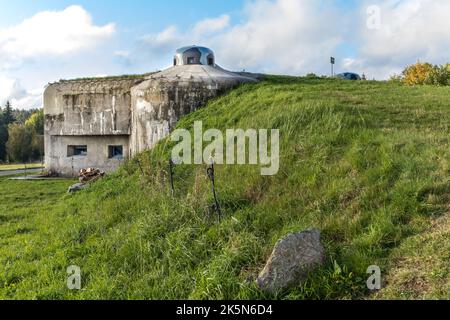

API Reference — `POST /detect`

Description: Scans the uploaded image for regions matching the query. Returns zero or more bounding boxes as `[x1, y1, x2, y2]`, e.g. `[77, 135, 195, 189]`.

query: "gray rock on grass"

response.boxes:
[257, 229, 326, 294]
[68, 183, 88, 194]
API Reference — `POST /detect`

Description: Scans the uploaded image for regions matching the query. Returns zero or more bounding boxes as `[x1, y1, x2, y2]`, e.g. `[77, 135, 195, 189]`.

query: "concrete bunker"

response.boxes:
[44, 46, 257, 176]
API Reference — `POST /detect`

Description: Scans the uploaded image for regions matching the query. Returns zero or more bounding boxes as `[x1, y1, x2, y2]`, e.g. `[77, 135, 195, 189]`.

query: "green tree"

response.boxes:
[6, 124, 34, 163]
[13, 108, 35, 125]
[3, 101, 15, 125]
[31, 133, 44, 161]
[425, 64, 450, 86]
[0, 102, 15, 161]
[27, 110, 45, 161]
[0, 110, 6, 161]
[25, 109, 44, 135]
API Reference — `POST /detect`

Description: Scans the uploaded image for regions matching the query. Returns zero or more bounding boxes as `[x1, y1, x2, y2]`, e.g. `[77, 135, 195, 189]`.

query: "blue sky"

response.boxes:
[0, 0, 244, 31]
[1, 0, 449, 109]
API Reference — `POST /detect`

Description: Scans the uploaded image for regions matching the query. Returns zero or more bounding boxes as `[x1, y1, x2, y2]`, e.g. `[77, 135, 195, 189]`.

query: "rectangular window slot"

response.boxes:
[68, 145, 87, 157]
[108, 145, 123, 159]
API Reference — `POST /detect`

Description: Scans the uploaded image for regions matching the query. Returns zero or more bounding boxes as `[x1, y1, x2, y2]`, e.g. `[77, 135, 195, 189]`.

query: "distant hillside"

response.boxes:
[1, 76, 449, 299]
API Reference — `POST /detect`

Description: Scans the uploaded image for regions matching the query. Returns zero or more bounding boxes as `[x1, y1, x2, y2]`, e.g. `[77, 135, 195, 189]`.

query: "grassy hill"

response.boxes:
[0, 76, 449, 299]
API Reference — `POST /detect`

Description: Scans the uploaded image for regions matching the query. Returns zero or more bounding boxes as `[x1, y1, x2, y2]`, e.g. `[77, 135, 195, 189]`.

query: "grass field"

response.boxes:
[0, 77, 448, 299]
[0, 163, 43, 171]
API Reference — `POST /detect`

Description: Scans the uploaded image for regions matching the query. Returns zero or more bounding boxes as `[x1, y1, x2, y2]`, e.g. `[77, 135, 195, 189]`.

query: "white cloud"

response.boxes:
[0, 5, 115, 70]
[140, 15, 230, 54]
[360, 0, 450, 60]
[210, 0, 344, 73]
[12, 88, 43, 110]
[0, 5, 116, 109]
[0, 76, 42, 109]
[114, 50, 130, 58]
[137, 26, 186, 65]
[192, 15, 230, 36]
[154, 25, 180, 44]
[351, 0, 450, 78]
[0, 77, 26, 102]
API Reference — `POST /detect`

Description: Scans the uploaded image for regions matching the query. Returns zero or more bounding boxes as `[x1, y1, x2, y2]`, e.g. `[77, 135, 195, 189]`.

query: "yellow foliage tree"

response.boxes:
[401, 62, 434, 85]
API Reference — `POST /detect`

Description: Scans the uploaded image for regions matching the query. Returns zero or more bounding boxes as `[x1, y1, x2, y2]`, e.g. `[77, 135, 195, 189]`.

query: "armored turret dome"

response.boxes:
[173, 46, 215, 66]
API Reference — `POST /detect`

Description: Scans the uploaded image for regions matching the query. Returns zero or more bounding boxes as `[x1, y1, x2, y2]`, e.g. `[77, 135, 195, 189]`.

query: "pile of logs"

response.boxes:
[68, 168, 105, 193]
[79, 167, 105, 183]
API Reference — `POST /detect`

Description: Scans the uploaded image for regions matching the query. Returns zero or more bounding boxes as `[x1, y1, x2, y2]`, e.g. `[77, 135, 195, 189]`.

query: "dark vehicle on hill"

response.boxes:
[336, 72, 361, 80]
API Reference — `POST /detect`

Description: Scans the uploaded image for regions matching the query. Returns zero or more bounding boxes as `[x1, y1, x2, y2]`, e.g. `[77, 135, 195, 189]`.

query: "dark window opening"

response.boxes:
[208, 57, 214, 66]
[173, 58, 177, 66]
[109, 145, 123, 159]
[187, 57, 195, 64]
[68, 145, 87, 157]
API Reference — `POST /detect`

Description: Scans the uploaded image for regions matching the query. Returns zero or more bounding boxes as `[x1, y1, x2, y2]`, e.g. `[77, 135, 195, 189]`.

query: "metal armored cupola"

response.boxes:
[173, 45, 215, 66]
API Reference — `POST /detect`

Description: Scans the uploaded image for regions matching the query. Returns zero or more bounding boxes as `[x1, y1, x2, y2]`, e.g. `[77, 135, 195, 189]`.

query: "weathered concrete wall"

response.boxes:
[129, 65, 256, 155]
[45, 135, 129, 176]
[44, 78, 143, 136]
[44, 77, 144, 175]
[130, 79, 218, 154]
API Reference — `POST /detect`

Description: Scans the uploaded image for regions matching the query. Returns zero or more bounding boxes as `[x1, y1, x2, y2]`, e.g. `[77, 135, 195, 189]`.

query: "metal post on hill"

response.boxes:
[330, 56, 335, 77]
[136, 159, 144, 175]
[168, 158, 175, 196]
[206, 161, 222, 222]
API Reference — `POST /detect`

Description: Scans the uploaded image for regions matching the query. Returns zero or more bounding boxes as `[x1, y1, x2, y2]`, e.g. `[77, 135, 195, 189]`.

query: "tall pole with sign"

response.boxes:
[330, 57, 335, 77]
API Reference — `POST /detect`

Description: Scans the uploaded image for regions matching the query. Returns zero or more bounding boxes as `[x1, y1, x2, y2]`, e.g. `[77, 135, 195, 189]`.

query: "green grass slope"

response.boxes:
[0, 76, 449, 299]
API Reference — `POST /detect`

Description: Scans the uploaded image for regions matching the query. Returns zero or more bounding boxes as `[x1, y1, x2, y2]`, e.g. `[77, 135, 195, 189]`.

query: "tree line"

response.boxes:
[0, 101, 44, 163]
[391, 62, 450, 86]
